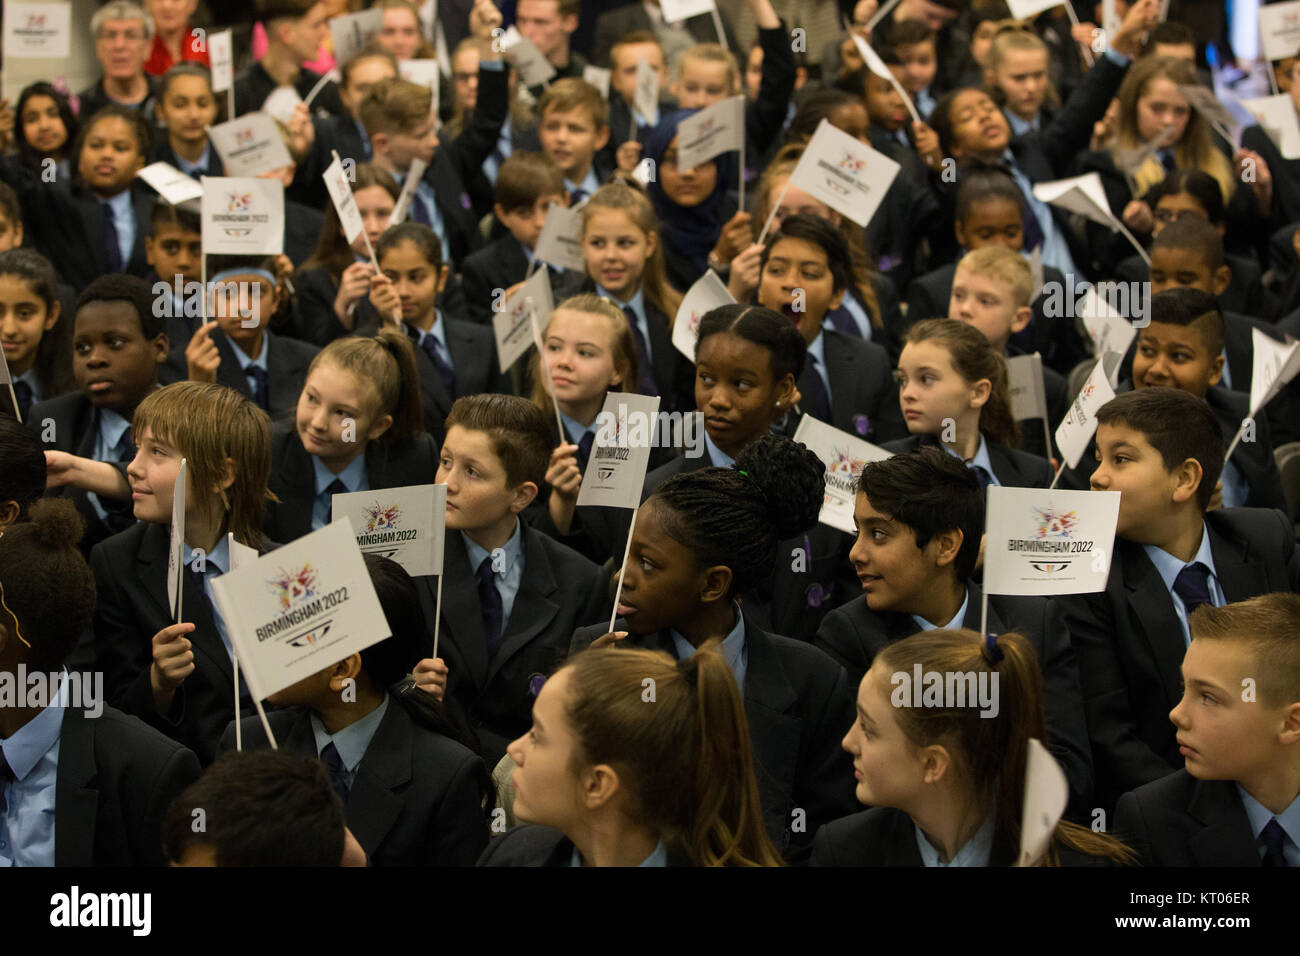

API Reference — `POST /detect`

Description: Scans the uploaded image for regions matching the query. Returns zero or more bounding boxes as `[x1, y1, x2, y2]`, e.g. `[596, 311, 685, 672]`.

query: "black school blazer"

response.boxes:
[791, 329, 907, 444]
[210, 330, 319, 421]
[399, 319, 511, 446]
[55, 705, 201, 866]
[219, 698, 490, 866]
[88, 521, 266, 765]
[814, 583, 1094, 818]
[263, 418, 439, 544]
[1059, 506, 1300, 812]
[882, 433, 1053, 488]
[570, 609, 859, 865]
[1114, 770, 1264, 867]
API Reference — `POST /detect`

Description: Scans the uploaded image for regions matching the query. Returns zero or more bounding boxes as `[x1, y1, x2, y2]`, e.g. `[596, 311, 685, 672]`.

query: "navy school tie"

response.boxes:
[245, 365, 269, 411]
[970, 464, 993, 490]
[320, 742, 349, 802]
[11, 379, 33, 420]
[622, 307, 659, 397]
[1261, 818, 1288, 867]
[801, 355, 833, 423]
[420, 334, 456, 396]
[1173, 562, 1213, 614]
[102, 203, 124, 273]
[476, 555, 504, 653]
[322, 478, 347, 522]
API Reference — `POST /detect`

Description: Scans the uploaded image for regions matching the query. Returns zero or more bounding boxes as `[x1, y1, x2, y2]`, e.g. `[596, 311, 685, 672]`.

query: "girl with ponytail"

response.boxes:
[886, 318, 1053, 488]
[815, 627, 1135, 866]
[264, 327, 437, 543]
[228, 553, 494, 867]
[569, 433, 860, 863]
[482, 641, 782, 867]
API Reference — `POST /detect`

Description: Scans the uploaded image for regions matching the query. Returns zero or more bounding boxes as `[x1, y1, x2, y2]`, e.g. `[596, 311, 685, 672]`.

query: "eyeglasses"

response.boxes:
[1154, 208, 1206, 225]
[99, 29, 146, 43]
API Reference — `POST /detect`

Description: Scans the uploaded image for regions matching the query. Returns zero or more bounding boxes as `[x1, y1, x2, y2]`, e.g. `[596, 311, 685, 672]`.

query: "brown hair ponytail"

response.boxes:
[308, 329, 425, 443]
[905, 318, 1020, 448]
[564, 642, 783, 866]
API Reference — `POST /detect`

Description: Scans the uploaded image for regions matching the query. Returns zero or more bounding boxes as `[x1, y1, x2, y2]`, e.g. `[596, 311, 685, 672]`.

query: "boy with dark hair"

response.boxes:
[459, 151, 578, 326]
[233, 0, 345, 118]
[1061, 387, 1300, 813]
[164, 750, 366, 865]
[1116, 593, 1300, 866]
[29, 274, 168, 552]
[814, 446, 1094, 814]
[411, 394, 610, 766]
[1130, 287, 1285, 511]
[885, 19, 940, 119]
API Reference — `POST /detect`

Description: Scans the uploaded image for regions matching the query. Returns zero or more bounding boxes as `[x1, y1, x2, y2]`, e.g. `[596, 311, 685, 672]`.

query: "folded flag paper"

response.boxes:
[673, 269, 734, 361]
[793, 415, 893, 534]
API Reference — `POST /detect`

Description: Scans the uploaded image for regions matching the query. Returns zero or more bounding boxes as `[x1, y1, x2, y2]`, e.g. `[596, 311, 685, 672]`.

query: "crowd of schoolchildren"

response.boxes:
[0, 0, 1297, 869]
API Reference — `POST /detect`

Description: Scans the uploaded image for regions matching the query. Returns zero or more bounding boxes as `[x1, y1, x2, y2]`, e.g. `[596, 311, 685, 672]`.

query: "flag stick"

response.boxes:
[867, 0, 904, 30]
[608, 507, 639, 633]
[234, 643, 242, 750]
[1042, 420, 1053, 462]
[227, 87, 235, 121]
[432, 568, 445, 660]
[1049, 460, 1066, 489]
[1223, 417, 1249, 464]
[304, 71, 332, 110]
[739, 134, 747, 212]
[252, 695, 279, 749]
[979, 587, 989, 640]
[1063, 3, 1096, 68]
[710, 7, 728, 49]
[757, 179, 792, 245]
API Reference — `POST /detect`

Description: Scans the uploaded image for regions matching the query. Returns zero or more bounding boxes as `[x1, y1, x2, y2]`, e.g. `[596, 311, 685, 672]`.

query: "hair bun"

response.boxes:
[23, 498, 85, 550]
[734, 435, 826, 540]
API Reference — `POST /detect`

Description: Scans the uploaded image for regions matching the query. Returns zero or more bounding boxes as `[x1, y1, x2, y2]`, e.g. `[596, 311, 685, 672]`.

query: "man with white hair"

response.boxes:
[77, 1, 161, 118]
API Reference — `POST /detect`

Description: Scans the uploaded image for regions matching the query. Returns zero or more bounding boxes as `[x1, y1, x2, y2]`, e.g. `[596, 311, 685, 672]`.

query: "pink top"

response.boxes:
[250, 22, 335, 74]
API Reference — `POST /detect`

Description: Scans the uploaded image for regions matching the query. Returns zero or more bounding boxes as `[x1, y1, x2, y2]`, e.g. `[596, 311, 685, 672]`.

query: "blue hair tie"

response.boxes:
[983, 632, 1004, 665]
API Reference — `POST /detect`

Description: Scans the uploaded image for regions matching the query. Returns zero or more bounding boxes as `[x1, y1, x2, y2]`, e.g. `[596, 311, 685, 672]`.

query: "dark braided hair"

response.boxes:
[649, 434, 825, 597]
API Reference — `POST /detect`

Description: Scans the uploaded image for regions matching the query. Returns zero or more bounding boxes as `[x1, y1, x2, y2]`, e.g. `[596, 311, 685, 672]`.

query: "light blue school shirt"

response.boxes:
[0, 673, 66, 867]
[462, 517, 525, 627]
[915, 814, 994, 867]
[391, 167, 448, 255]
[182, 535, 232, 658]
[174, 142, 213, 177]
[312, 451, 370, 530]
[703, 430, 735, 468]
[596, 285, 653, 365]
[914, 87, 936, 121]
[89, 406, 134, 523]
[226, 333, 268, 398]
[1236, 786, 1300, 867]
[671, 601, 748, 694]
[309, 694, 390, 793]
[406, 312, 453, 370]
[840, 293, 874, 342]
[1219, 458, 1248, 509]
[559, 409, 595, 446]
[1142, 521, 1225, 646]
[564, 167, 600, 203]
[999, 148, 1077, 278]
[569, 840, 669, 867]
[807, 329, 833, 405]
[1004, 109, 1040, 136]
[103, 188, 135, 270]
[910, 586, 970, 635]
[939, 434, 1001, 487]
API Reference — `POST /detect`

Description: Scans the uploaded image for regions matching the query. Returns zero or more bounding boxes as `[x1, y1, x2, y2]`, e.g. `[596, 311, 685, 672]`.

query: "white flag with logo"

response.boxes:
[793, 416, 893, 534]
[494, 267, 553, 371]
[330, 8, 383, 66]
[788, 120, 900, 228]
[660, 0, 715, 21]
[533, 203, 586, 271]
[1005, 0, 1063, 17]
[1032, 173, 1117, 229]
[1249, 326, 1300, 416]
[577, 393, 662, 509]
[634, 57, 659, 123]
[983, 486, 1121, 596]
[210, 519, 391, 702]
[331, 483, 446, 577]
[583, 65, 611, 99]
[675, 95, 745, 171]
[1055, 352, 1120, 469]
[1259, 0, 1300, 62]
[167, 459, 188, 621]
[1006, 352, 1049, 423]
[499, 26, 556, 87]
[388, 157, 428, 227]
[228, 533, 258, 570]
[1240, 93, 1300, 160]
[1018, 738, 1069, 867]
[208, 29, 234, 93]
[673, 269, 734, 361]
[1078, 285, 1137, 363]
[200, 176, 285, 255]
[3, 1, 70, 58]
[138, 163, 204, 206]
[323, 155, 365, 244]
[207, 112, 293, 177]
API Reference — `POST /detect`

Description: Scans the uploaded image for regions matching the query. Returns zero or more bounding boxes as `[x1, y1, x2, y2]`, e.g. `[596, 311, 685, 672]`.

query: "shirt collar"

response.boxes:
[564, 167, 600, 198]
[105, 188, 133, 214]
[596, 285, 644, 318]
[938, 434, 996, 479]
[225, 331, 267, 367]
[671, 602, 745, 669]
[569, 839, 669, 867]
[0, 672, 68, 780]
[1236, 784, 1300, 852]
[312, 451, 369, 497]
[808, 328, 827, 366]
[1142, 521, 1219, 595]
[915, 813, 995, 867]
[912, 586, 969, 633]
[405, 311, 447, 350]
[461, 518, 523, 576]
[558, 409, 593, 445]
[1003, 108, 1036, 136]
[98, 406, 132, 452]
[175, 142, 212, 175]
[703, 430, 736, 468]
[310, 694, 390, 774]
[183, 533, 230, 575]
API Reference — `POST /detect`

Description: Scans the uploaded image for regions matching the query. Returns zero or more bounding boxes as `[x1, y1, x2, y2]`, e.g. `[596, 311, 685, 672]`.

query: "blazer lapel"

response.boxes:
[645, 304, 676, 411]
[1188, 779, 1260, 866]
[1207, 520, 1267, 603]
[739, 618, 802, 847]
[488, 525, 561, 686]
[346, 699, 412, 855]
[266, 334, 299, 414]
[53, 708, 99, 867]
[127, 186, 153, 273]
[1120, 542, 1187, 710]
[824, 332, 856, 431]
[277, 429, 318, 544]
[213, 333, 252, 399]
[444, 322, 481, 400]
[138, 522, 178, 621]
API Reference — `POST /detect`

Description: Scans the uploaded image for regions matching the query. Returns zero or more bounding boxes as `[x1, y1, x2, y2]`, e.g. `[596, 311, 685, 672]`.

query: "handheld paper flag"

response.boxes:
[1259, 0, 1300, 63]
[533, 204, 586, 271]
[1078, 285, 1138, 365]
[138, 162, 204, 206]
[983, 485, 1121, 597]
[207, 112, 294, 177]
[1249, 327, 1300, 416]
[1006, 352, 1049, 423]
[660, 0, 715, 21]
[494, 268, 553, 372]
[675, 95, 745, 171]
[1018, 738, 1069, 866]
[331, 484, 447, 577]
[673, 269, 734, 362]
[208, 29, 234, 93]
[200, 176, 285, 255]
[792, 416, 893, 534]
[323, 155, 365, 244]
[633, 57, 660, 125]
[388, 157, 429, 227]
[1055, 353, 1119, 470]
[167, 459, 188, 621]
[3, 2, 71, 58]
[576, 393, 663, 510]
[499, 26, 556, 88]
[1241, 94, 1300, 160]
[787, 120, 901, 229]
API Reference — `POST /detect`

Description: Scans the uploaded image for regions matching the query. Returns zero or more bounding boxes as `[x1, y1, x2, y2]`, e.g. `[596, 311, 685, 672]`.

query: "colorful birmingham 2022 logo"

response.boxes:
[269, 564, 318, 612]
[839, 152, 866, 174]
[1034, 507, 1078, 540]
[1079, 381, 1097, 402]
[364, 502, 401, 534]
[235, 127, 255, 147]
[227, 191, 253, 212]
[824, 445, 867, 497]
